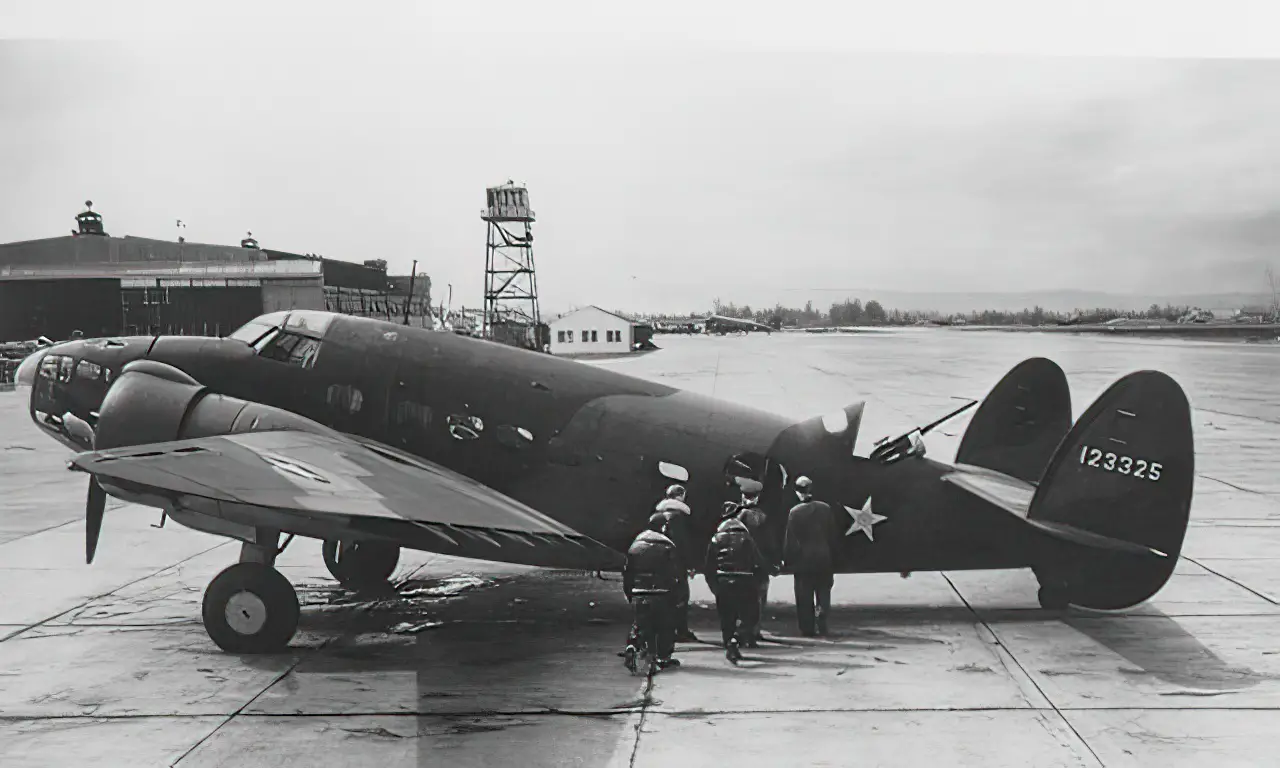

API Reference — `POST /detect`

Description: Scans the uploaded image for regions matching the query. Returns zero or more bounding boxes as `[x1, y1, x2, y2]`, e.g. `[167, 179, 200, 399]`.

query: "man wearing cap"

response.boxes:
[655, 484, 698, 642]
[732, 478, 775, 646]
[783, 475, 840, 636]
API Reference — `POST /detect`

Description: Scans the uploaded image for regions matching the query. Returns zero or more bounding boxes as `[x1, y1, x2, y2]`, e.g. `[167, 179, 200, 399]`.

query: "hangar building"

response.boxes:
[0, 204, 432, 342]
[548, 305, 654, 355]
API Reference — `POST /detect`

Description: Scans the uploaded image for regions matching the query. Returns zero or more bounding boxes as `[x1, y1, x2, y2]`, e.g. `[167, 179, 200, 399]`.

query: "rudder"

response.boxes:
[956, 357, 1072, 484]
[1027, 370, 1195, 610]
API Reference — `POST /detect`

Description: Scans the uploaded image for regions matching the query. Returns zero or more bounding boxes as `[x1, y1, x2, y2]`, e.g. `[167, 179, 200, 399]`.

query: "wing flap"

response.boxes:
[71, 430, 624, 569]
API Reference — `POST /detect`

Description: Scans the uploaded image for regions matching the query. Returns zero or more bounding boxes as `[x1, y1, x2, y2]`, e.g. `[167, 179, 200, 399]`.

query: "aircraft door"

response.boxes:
[387, 361, 438, 460]
[722, 451, 787, 559]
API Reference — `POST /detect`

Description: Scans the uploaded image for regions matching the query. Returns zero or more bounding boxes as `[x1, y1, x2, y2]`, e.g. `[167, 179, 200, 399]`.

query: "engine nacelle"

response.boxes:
[94, 360, 333, 452]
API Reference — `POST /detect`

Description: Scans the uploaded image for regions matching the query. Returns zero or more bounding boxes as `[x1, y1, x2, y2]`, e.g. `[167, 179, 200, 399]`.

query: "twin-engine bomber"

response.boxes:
[14, 310, 1195, 653]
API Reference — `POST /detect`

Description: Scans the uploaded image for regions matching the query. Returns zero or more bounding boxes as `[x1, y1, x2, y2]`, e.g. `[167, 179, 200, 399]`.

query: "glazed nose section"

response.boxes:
[14, 347, 47, 390]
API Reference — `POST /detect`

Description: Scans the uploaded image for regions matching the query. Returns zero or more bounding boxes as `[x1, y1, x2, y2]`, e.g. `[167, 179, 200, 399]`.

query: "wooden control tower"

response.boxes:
[481, 181, 542, 348]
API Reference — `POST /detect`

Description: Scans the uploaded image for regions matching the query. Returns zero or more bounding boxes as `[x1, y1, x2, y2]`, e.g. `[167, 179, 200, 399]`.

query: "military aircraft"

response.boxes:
[13, 310, 1194, 653]
[703, 314, 776, 335]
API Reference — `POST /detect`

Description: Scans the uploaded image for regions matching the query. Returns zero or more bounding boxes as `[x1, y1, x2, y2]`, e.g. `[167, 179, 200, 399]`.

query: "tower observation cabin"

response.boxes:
[481, 181, 544, 350]
[73, 200, 107, 237]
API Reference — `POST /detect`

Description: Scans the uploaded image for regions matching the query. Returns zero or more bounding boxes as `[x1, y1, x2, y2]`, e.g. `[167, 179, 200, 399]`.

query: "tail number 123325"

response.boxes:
[1079, 445, 1162, 480]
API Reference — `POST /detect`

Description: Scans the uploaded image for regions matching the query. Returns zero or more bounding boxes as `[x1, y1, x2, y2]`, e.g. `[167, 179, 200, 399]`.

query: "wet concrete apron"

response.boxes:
[3, 330, 1280, 766]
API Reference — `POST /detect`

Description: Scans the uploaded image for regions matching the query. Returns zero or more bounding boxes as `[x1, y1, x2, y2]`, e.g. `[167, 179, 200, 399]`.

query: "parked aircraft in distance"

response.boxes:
[15, 311, 1194, 653]
[703, 314, 776, 335]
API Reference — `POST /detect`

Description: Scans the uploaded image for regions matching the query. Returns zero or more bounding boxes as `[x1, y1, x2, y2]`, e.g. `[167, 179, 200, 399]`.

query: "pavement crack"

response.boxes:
[942, 573, 1105, 768]
[1184, 556, 1280, 606]
[1198, 474, 1275, 496]
[0, 541, 233, 645]
[627, 661, 659, 768]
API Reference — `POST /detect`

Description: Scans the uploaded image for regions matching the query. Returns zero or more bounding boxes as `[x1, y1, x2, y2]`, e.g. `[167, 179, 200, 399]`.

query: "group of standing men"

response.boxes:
[621, 474, 841, 671]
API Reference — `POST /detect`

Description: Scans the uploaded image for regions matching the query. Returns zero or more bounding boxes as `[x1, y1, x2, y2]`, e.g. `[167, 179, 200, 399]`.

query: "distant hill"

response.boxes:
[806, 290, 1278, 315]
[548, 290, 1278, 320]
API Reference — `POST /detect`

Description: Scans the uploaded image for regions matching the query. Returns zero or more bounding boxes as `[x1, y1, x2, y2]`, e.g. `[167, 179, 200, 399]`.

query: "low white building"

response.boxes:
[549, 305, 635, 355]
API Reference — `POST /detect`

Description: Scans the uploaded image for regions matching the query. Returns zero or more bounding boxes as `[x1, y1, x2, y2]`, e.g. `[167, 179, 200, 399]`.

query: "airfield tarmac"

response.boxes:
[2, 328, 1280, 767]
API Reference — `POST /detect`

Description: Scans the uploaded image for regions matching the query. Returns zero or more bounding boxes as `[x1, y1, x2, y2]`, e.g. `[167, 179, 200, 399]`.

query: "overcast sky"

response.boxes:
[3, 2, 1279, 314]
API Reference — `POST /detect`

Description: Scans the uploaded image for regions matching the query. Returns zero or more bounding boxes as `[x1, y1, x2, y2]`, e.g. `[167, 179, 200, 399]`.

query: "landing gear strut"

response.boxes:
[322, 539, 400, 590]
[202, 530, 300, 653]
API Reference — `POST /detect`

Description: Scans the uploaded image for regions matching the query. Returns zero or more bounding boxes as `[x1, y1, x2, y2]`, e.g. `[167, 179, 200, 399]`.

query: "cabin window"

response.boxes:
[557, 330, 565, 343]
[57, 355, 75, 383]
[258, 331, 323, 369]
[326, 384, 363, 414]
[394, 400, 432, 429]
[447, 413, 484, 441]
[566, 330, 574, 343]
[75, 360, 104, 381]
[39, 355, 62, 381]
[591, 330, 598, 342]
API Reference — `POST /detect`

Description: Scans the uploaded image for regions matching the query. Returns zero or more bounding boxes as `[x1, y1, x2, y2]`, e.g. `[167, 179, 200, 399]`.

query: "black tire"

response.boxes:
[323, 540, 400, 589]
[202, 562, 300, 653]
[1037, 585, 1071, 611]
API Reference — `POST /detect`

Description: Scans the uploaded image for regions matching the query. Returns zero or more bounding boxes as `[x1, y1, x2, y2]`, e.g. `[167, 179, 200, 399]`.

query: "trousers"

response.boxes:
[627, 594, 676, 661]
[673, 574, 691, 633]
[793, 571, 834, 635]
[712, 576, 760, 647]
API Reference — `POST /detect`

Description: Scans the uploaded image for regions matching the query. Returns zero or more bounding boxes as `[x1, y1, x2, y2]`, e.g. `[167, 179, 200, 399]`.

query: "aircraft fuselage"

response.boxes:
[23, 313, 1039, 574]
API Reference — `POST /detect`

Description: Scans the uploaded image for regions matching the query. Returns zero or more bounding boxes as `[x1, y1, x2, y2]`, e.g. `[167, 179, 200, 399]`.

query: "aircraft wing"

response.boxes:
[69, 430, 625, 570]
[707, 314, 774, 332]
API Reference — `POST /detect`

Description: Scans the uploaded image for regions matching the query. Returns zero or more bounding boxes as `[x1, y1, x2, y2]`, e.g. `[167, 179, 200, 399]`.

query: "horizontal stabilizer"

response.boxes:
[943, 465, 1164, 558]
[1024, 519, 1168, 559]
[941, 465, 1036, 519]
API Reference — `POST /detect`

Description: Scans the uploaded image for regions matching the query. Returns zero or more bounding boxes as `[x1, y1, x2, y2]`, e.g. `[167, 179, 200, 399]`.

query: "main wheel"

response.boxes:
[202, 562, 300, 653]
[1037, 585, 1071, 611]
[322, 539, 400, 589]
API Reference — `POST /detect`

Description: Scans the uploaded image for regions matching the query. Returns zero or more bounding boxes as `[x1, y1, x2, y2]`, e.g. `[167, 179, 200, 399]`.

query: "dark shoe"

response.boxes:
[800, 629, 816, 637]
[675, 629, 698, 642]
[657, 657, 681, 669]
[726, 638, 742, 664]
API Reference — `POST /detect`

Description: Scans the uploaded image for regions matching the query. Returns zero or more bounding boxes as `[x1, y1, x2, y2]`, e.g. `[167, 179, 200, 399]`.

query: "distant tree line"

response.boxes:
[642, 300, 1202, 328]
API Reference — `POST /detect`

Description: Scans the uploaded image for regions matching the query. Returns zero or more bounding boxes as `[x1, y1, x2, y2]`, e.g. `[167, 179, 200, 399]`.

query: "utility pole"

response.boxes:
[404, 260, 418, 326]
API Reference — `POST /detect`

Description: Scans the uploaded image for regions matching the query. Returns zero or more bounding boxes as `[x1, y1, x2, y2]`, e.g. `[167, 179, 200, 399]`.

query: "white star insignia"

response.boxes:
[845, 497, 887, 541]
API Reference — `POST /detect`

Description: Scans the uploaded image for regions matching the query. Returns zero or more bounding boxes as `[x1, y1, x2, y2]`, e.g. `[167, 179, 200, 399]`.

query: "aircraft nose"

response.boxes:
[14, 347, 48, 390]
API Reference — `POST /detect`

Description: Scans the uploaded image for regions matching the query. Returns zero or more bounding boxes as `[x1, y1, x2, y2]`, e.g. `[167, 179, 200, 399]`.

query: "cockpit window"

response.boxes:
[39, 355, 59, 380]
[227, 310, 334, 347]
[284, 311, 334, 338]
[75, 360, 104, 381]
[227, 321, 277, 346]
[258, 331, 323, 369]
[56, 355, 74, 383]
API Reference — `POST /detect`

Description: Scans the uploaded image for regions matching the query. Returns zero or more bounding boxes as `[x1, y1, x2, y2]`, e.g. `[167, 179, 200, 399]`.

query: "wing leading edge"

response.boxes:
[69, 430, 625, 570]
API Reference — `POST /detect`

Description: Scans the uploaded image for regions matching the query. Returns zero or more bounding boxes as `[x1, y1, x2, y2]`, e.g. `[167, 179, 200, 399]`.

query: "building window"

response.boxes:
[581, 329, 588, 341]
[591, 330, 598, 342]
[566, 330, 574, 342]
[557, 330, 565, 343]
